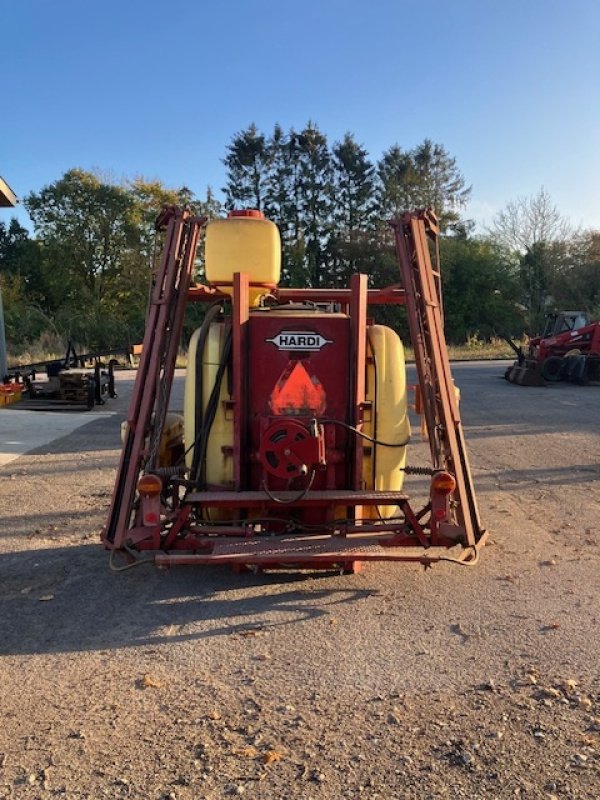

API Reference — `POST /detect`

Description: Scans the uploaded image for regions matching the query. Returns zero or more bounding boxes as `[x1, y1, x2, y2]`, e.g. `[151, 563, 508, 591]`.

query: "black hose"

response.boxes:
[261, 469, 316, 505]
[190, 302, 224, 481]
[191, 326, 232, 487]
[318, 418, 410, 448]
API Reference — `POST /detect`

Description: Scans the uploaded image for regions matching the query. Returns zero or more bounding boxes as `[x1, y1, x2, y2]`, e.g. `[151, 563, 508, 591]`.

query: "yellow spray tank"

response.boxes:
[184, 319, 233, 482]
[362, 324, 411, 519]
[204, 209, 281, 307]
[185, 209, 281, 493]
[184, 211, 409, 521]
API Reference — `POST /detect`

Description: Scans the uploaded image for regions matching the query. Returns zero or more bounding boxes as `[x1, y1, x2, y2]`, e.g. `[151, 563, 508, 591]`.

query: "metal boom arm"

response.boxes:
[103, 208, 206, 548]
[392, 210, 485, 547]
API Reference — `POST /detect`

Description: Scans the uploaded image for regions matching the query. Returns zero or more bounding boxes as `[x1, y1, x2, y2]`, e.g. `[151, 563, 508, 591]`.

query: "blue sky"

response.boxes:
[2, 0, 599, 233]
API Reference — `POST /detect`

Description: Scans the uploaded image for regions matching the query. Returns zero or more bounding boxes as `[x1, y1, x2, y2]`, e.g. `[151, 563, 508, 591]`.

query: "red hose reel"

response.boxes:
[258, 419, 326, 480]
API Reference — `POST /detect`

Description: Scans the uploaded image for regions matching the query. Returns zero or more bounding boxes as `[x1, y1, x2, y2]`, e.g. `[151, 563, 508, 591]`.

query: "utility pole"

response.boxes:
[0, 175, 18, 381]
[0, 287, 6, 380]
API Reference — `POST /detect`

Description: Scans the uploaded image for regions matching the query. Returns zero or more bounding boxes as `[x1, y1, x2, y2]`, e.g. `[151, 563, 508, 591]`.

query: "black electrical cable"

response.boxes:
[261, 469, 316, 505]
[318, 418, 410, 448]
[109, 545, 155, 572]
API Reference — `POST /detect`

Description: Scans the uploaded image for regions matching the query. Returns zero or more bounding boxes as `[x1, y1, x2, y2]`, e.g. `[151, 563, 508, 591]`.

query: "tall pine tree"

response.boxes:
[222, 123, 269, 211]
[329, 133, 376, 283]
[296, 122, 332, 286]
[376, 139, 470, 231]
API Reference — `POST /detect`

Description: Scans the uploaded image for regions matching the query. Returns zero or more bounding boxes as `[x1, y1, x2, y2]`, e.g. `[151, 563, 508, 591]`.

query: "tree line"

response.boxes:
[0, 173, 221, 353]
[1, 122, 599, 357]
[223, 122, 470, 289]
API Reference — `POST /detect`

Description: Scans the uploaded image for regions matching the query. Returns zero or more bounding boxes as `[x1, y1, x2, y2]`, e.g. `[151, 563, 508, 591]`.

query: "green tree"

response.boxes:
[0, 219, 29, 272]
[0, 220, 51, 347]
[264, 124, 293, 235]
[331, 134, 375, 231]
[518, 240, 572, 333]
[376, 145, 415, 219]
[411, 139, 471, 229]
[24, 170, 148, 347]
[486, 189, 580, 331]
[198, 186, 223, 220]
[222, 123, 269, 211]
[296, 121, 332, 286]
[376, 139, 470, 231]
[25, 170, 137, 308]
[262, 124, 303, 284]
[127, 177, 196, 259]
[551, 231, 600, 316]
[327, 134, 376, 283]
[440, 237, 522, 341]
[0, 219, 45, 301]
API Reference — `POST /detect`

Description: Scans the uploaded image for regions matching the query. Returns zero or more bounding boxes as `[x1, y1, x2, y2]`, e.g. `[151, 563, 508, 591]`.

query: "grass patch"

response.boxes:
[7, 332, 68, 367]
[446, 335, 518, 361]
[405, 335, 518, 362]
[8, 335, 520, 370]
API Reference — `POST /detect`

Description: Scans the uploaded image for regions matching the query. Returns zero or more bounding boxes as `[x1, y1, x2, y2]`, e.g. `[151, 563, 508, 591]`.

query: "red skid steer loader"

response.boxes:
[505, 311, 600, 386]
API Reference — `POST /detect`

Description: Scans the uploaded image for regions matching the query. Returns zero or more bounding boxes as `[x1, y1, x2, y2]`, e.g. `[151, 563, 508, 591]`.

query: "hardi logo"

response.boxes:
[266, 331, 333, 351]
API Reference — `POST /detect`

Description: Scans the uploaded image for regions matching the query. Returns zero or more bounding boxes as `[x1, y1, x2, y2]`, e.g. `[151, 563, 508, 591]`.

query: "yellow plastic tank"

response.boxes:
[205, 210, 281, 306]
[184, 321, 233, 499]
[362, 324, 411, 519]
[120, 413, 184, 468]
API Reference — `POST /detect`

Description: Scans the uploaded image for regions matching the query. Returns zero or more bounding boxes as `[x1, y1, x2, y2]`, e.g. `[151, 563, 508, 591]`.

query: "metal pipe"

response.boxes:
[0, 287, 7, 381]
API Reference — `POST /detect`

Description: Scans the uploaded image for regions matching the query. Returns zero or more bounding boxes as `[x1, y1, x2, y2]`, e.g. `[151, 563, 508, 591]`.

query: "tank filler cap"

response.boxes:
[227, 209, 264, 219]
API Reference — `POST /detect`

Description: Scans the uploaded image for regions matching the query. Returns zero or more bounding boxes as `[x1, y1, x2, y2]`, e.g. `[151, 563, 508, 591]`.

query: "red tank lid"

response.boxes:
[227, 209, 264, 219]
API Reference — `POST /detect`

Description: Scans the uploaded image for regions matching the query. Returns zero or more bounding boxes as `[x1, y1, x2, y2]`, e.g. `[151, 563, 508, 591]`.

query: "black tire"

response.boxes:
[86, 378, 95, 410]
[541, 356, 564, 382]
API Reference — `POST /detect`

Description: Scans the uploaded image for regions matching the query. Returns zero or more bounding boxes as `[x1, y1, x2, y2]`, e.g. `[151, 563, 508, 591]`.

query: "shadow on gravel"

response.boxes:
[27, 416, 123, 456]
[0, 508, 109, 540]
[0, 543, 372, 656]
[460, 414, 600, 439]
[474, 463, 600, 491]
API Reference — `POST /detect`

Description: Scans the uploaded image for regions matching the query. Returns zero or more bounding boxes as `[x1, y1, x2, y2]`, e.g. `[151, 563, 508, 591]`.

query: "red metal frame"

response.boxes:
[350, 274, 368, 494]
[391, 211, 484, 547]
[232, 273, 250, 491]
[103, 207, 205, 550]
[103, 208, 486, 569]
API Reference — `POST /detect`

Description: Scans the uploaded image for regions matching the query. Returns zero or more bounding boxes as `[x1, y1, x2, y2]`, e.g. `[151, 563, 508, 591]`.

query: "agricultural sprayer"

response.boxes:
[103, 208, 486, 571]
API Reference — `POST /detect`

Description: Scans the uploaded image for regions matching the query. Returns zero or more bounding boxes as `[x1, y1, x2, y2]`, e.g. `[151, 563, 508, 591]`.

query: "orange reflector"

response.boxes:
[431, 471, 456, 494]
[137, 474, 163, 496]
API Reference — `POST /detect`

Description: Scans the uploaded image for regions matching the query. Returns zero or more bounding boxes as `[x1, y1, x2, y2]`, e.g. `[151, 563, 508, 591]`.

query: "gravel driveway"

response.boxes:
[0, 363, 598, 799]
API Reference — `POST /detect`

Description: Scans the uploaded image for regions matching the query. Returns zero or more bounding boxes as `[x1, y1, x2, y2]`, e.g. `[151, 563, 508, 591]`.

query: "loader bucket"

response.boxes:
[505, 359, 544, 386]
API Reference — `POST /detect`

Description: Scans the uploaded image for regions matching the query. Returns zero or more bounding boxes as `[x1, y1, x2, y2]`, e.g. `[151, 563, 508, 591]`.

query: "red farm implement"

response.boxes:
[505, 310, 600, 386]
[102, 207, 486, 572]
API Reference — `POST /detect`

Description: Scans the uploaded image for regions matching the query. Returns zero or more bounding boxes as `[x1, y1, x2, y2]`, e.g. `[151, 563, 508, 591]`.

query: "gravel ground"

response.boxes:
[0, 363, 598, 799]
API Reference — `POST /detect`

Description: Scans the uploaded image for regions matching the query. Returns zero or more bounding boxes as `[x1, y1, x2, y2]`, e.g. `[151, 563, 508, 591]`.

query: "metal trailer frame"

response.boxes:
[102, 207, 487, 570]
[5, 340, 126, 408]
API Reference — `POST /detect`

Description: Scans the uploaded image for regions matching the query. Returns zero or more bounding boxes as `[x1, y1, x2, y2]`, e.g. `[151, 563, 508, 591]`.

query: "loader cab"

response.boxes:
[542, 311, 589, 338]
